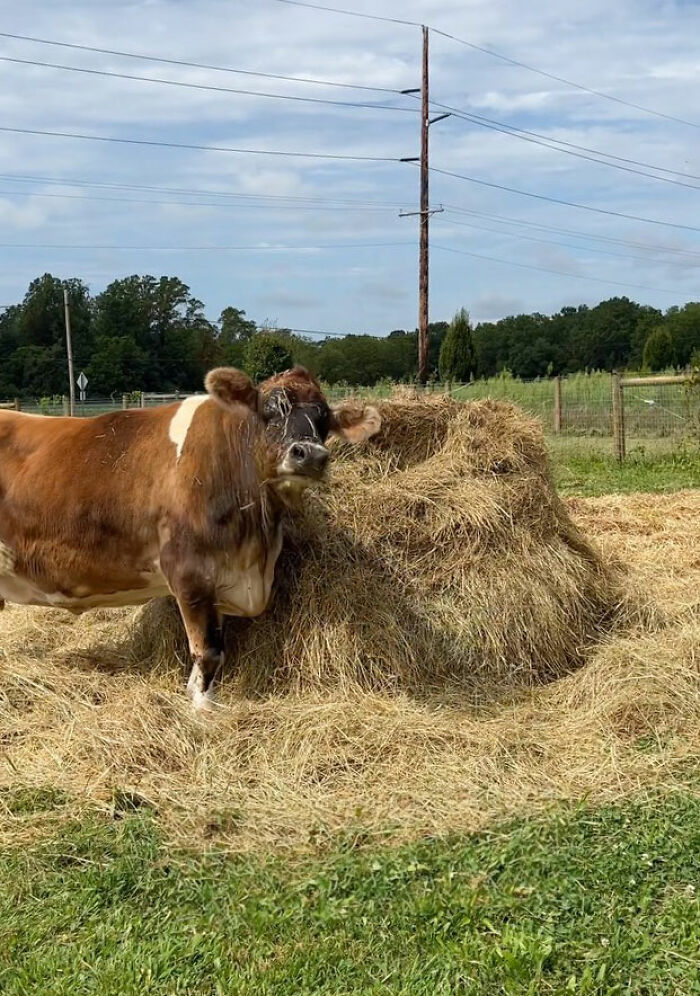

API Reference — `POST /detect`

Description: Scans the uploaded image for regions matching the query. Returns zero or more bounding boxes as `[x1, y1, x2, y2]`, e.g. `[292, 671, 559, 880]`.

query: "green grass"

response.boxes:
[549, 439, 700, 497]
[1, 791, 699, 994]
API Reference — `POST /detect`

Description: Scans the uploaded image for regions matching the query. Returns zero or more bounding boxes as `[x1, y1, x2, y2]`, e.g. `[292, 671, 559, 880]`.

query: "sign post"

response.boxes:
[77, 371, 88, 405]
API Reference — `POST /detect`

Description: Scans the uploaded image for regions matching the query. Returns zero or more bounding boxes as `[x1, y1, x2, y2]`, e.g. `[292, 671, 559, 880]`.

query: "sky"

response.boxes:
[1, 0, 700, 336]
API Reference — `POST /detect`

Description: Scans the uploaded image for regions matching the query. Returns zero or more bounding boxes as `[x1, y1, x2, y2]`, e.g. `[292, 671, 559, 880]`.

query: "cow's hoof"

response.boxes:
[191, 686, 218, 714]
[186, 662, 202, 697]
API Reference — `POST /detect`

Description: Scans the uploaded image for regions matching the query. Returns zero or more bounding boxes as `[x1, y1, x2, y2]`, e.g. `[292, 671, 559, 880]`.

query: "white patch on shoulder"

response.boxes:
[168, 395, 209, 462]
[0, 542, 15, 576]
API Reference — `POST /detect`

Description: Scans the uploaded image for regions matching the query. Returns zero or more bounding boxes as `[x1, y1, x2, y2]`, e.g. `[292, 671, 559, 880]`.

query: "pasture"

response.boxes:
[0, 395, 698, 992]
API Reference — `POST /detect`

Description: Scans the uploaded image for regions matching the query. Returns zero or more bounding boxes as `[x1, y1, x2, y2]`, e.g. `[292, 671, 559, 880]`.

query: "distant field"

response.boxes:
[11, 372, 699, 452]
[549, 437, 700, 496]
[330, 371, 699, 443]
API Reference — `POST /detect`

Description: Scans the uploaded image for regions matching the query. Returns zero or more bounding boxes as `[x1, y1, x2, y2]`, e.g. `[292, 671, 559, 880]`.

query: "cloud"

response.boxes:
[262, 288, 322, 309]
[359, 277, 411, 303]
[472, 292, 525, 322]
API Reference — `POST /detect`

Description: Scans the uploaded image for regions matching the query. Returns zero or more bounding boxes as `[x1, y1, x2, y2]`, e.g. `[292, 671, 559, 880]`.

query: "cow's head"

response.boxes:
[205, 365, 381, 490]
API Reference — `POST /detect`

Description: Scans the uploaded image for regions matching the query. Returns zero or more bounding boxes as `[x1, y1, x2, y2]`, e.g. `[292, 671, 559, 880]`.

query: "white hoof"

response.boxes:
[186, 661, 203, 697]
[187, 661, 219, 713]
[192, 685, 217, 713]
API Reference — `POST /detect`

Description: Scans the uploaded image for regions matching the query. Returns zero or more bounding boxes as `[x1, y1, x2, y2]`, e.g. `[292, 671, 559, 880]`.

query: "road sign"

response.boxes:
[77, 371, 88, 403]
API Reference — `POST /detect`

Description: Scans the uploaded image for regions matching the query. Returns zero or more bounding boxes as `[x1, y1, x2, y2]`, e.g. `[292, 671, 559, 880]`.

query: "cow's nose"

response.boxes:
[288, 441, 329, 474]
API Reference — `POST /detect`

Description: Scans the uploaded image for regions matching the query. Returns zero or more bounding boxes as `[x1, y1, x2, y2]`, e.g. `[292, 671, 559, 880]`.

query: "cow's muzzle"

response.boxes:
[281, 441, 329, 479]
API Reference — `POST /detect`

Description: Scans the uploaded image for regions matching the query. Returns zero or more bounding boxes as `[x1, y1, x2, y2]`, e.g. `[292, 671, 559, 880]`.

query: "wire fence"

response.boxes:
[3, 373, 698, 456]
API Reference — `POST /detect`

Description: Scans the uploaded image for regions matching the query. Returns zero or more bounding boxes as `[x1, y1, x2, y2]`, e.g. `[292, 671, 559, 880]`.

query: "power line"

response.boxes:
[267, 1, 700, 129]
[432, 101, 700, 181]
[443, 205, 700, 260]
[283, 326, 381, 338]
[429, 164, 700, 234]
[0, 124, 400, 163]
[0, 184, 400, 213]
[0, 56, 417, 114]
[7, 58, 696, 199]
[424, 97, 700, 190]
[13, 45, 690, 187]
[437, 214, 694, 266]
[430, 28, 700, 130]
[433, 243, 684, 295]
[0, 240, 413, 251]
[0, 172, 406, 208]
[0, 30, 402, 94]
[268, 0, 420, 27]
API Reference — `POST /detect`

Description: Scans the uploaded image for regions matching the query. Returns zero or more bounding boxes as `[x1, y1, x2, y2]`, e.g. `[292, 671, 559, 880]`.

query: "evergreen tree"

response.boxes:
[245, 333, 293, 382]
[643, 328, 675, 371]
[439, 308, 475, 383]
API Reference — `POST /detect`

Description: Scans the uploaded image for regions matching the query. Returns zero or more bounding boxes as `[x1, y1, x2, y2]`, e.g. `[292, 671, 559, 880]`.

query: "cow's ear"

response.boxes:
[329, 403, 381, 443]
[205, 368, 259, 412]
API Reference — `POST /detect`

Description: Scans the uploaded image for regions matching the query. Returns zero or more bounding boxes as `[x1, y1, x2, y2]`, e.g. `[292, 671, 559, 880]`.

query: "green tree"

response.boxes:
[87, 337, 149, 394]
[0, 306, 22, 397]
[642, 328, 675, 371]
[439, 309, 475, 383]
[570, 297, 648, 371]
[245, 333, 293, 382]
[93, 276, 151, 350]
[18, 274, 92, 358]
[219, 307, 256, 343]
[663, 303, 700, 367]
[13, 275, 93, 394]
[427, 322, 448, 379]
[217, 307, 256, 367]
[92, 275, 219, 392]
[10, 344, 67, 396]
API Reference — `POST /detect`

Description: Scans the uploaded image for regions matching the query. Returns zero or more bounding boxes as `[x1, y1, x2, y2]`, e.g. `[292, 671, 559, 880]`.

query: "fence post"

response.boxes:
[62, 395, 69, 417]
[553, 375, 562, 434]
[122, 394, 128, 410]
[140, 393, 146, 409]
[13, 398, 20, 411]
[611, 372, 626, 462]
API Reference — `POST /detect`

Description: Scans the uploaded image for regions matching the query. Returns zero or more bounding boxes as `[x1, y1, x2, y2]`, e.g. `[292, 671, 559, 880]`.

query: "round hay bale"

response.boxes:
[215, 396, 625, 697]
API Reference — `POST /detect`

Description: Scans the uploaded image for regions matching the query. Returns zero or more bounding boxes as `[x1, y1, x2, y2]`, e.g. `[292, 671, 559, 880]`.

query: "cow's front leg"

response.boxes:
[180, 595, 224, 713]
[161, 555, 223, 711]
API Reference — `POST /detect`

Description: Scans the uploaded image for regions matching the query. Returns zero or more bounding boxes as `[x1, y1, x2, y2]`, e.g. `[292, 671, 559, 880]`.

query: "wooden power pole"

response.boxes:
[418, 24, 430, 385]
[401, 28, 448, 386]
[63, 287, 76, 417]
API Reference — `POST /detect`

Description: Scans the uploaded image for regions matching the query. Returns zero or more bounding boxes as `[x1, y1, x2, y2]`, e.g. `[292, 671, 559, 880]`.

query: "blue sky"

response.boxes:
[1, 0, 700, 336]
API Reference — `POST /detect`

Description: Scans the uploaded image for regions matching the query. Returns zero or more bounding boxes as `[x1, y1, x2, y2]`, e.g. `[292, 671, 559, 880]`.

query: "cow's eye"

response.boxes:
[263, 390, 290, 422]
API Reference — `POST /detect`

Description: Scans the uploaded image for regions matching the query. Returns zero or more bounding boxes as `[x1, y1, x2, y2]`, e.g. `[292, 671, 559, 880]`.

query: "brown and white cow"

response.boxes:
[0, 366, 380, 709]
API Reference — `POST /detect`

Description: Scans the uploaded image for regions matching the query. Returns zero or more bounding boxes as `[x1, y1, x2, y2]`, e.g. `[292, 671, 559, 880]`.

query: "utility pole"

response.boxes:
[418, 24, 430, 385]
[400, 28, 449, 386]
[63, 287, 76, 416]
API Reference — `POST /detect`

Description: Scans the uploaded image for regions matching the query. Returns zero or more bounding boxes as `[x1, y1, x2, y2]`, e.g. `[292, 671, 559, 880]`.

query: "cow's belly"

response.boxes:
[0, 568, 170, 613]
[215, 525, 283, 618]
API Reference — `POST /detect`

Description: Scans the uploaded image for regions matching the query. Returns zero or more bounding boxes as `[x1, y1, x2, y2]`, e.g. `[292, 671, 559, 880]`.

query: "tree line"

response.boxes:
[0, 272, 698, 399]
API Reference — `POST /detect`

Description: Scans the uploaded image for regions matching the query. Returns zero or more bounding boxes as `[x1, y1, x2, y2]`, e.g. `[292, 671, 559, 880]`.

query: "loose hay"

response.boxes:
[0, 398, 697, 851]
[228, 398, 628, 696]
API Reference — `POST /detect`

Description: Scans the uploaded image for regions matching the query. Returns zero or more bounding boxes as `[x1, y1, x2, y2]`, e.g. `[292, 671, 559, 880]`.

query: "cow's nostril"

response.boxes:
[290, 443, 306, 461]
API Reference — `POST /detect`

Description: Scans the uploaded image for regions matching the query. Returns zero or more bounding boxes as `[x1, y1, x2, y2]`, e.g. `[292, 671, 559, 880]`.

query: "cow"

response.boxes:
[0, 366, 380, 710]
